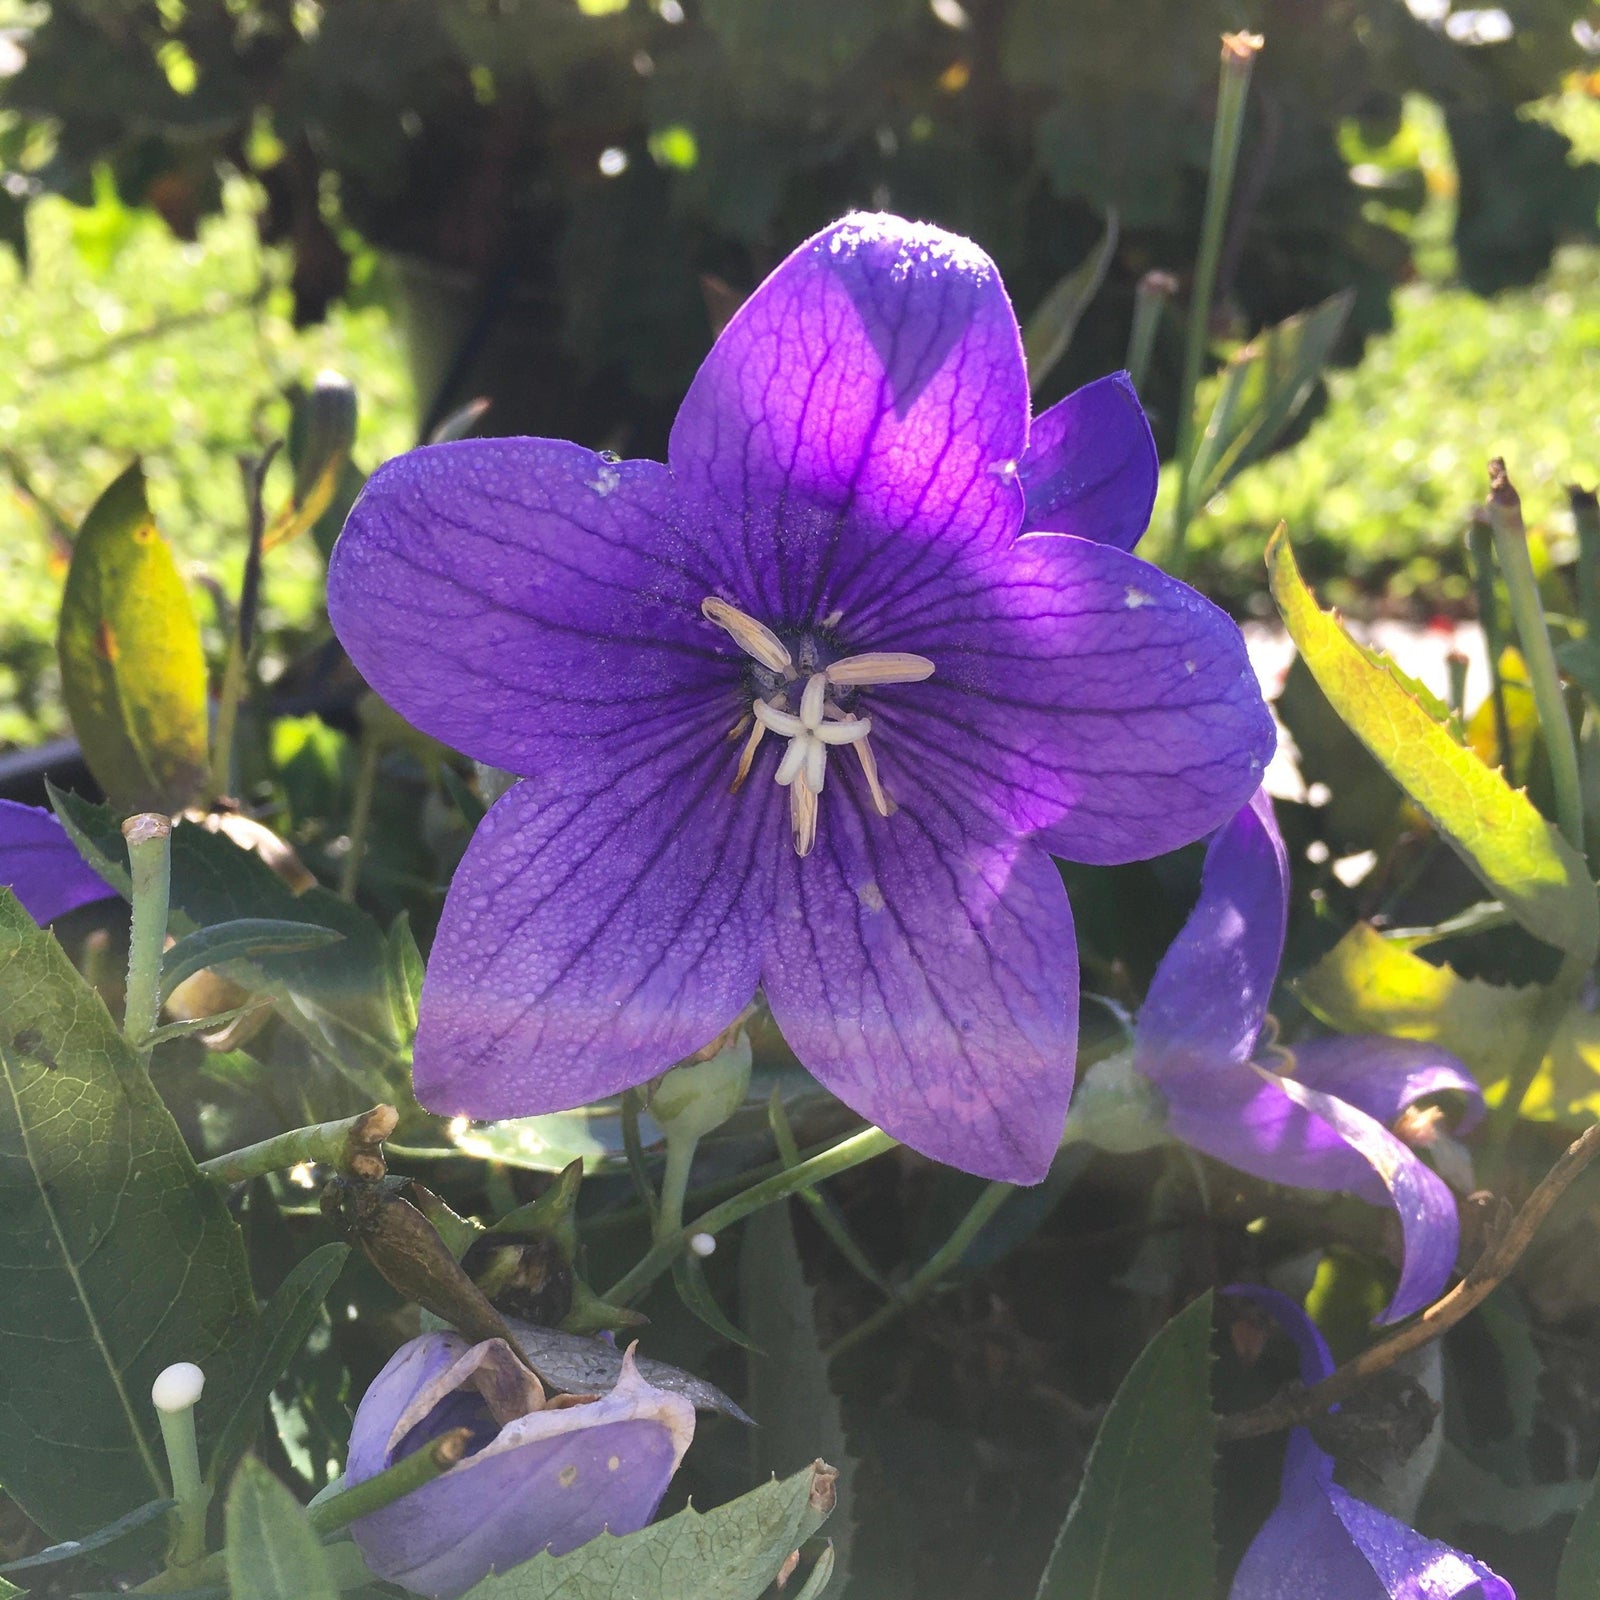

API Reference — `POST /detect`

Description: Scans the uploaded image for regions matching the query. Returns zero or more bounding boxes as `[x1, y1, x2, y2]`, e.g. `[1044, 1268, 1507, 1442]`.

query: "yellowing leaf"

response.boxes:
[1268, 529, 1597, 963]
[1295, 922, 1543, 1090]
[58, 462, 209, 814]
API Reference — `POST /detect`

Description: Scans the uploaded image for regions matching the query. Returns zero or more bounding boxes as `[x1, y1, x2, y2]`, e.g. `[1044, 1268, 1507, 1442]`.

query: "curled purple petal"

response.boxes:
[413, 771, 774, 1122]
[1323, 1485, 1514, 1599]
[762, 805, 1077, 1185]
[348, 1334, 694, 1600]
[1137, 789, 1287, 1078]
[0, 800, 117, 925]
[1290, 1036, 1485, 1137]
[1019, 372, 1158, 549]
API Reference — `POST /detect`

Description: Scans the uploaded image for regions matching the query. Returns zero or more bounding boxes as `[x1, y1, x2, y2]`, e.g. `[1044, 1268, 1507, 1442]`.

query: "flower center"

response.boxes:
[702, 596, 933, 857]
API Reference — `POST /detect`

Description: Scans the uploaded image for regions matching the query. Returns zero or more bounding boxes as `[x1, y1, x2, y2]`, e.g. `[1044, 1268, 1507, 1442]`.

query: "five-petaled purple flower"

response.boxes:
[0, 799, 116, 924]
[1228, 1286, 1512, 1599]
[1071, 788, 1481, 1321]
[328, 211, 1274, 1183]
[346, 1332, 694, 1599]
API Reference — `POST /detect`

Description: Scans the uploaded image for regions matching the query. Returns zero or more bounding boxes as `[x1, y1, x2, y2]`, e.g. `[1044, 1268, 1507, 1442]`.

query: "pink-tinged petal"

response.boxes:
[669, 212, 1030, 622]
[851, 535, 1272, 866]
[1290, 1037, 1485, 1137]
[0, 800, 117, 925]
[1164, 1065, 1458, 1322]
[1137, 789, 1287, 1078]
[761, 778, 1076, 1184]
[1020, 372, 1158, 549]
[328, 439, 728, 777]
[349, 1337, 694, 1600]
[413, 759, 779, 1121]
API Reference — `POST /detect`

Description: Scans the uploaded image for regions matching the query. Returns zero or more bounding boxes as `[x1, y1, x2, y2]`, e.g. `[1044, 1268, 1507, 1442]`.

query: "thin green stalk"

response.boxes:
[825, 1180, 1015, 1359]
[655, 1132, 697, 1244]
[1486, 459, 1583, 853]
[339, 738, 381, 901]
[605, 1124, 898, 1306]
[1468, 513, 1515, 779]
[1125, 269, 1175, 394]
[1572, 485, 1600, 646]
[153, 1371, 209, 1571]
[1172, 32, 1261, 568]
[198, 1105, 397, 1186]
[308, 1428, 471, 1535]
[122, 814, 172, 1055]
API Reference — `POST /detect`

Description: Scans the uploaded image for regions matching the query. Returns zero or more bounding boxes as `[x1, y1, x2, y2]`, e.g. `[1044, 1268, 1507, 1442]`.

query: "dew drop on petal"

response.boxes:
[1123, 587, 1153, 610]
[589, 464, 621, 496]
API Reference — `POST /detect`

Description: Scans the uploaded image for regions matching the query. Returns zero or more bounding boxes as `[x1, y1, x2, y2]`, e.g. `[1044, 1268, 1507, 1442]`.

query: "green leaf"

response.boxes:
[208, 1244, 351, 1488]
[161, 918, 345, 1001]
[1187, 291, 1354, 513]
[143, 1004, 270, 1047]
[0, 1497, 174, 1574]
[1268, 530, 1598, 963]
[0, 889, 257, 1539]
[224, 1457, 339, 1600]
[741, 1204, 857, 1589]
[56, 461, 209, 813]
[50, 788, 405, 1101]
[1034, 1293, 1215, 1600]
[791, 1544, 836, 1600]
[1557, 1450, 1600, 1599]
[384, 911, 424, 1041]
[673, 1253, 759, 1351]
[1296, 921, 1543, 1090]
[1023, 210, 1118, 395]
[461, 1460, 838, 1600]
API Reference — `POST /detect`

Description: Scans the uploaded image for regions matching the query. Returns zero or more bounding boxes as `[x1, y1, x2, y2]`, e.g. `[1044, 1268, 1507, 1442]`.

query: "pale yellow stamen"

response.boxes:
[730, 716, 766, 793]
[824, 652, 935, 687]
[790, 781, 819, 857]
[702, 597, 793, 676]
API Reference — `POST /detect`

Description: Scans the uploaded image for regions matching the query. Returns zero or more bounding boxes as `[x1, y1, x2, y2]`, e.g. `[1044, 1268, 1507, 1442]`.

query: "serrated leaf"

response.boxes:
[0, 889, 257, 1538]
[143, 1004, 270, 1047]
[1186, 292, 1354, 513]
[741, 1205, 856, 1589]
[57, 461, 209, 813]
[1269, 530, 1598, 963]
[461, 1460, 837, 1600]
[1034, 1293, 1215, 1600]
[224, 1457, 338, 1600]
[1296, 922, 1543, 1091]
[1023, 211, 1118, 395]
[161, 919, 344, 1001]
[50, 789, 404, 1100]
[208, 1244, 351, 1489]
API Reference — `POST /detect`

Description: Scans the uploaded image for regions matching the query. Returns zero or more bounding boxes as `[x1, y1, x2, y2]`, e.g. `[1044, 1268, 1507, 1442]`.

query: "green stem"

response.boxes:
[155, 1398, 209, 1570]
[198, 1105, 397, 1186]
[1171, 32, 1260, 568]
[339, 738, 381, 902]
[1572, 485, 1600, 648]
[824, 1180, 1015, 1359]
[308, 1429, 471, 1537]
[209, 638, 245, 800]
[1468, 514, 1515, 779]
[1486, 459, 1584, 853]
[1125, 269, 1175, 394]
[655, 1133, 697, 1245]
[606, 1124, 898, 1306]
[122, 814, 172, 1056]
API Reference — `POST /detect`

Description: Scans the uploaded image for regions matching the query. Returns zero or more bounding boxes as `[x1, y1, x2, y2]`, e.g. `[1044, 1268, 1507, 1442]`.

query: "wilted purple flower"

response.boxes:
[1228, 1285, 1512, 1599]
[0, 800, 116, 924]
[346, 1332, 694, 1599]
[1074, 789, 1481, 1321]
[328, 211, 1273, 1183]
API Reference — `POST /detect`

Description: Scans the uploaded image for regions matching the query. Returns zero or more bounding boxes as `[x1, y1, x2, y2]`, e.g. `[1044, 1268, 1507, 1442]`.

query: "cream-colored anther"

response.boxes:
[702, 597, 794, 676]
[824, 652, 934, 687]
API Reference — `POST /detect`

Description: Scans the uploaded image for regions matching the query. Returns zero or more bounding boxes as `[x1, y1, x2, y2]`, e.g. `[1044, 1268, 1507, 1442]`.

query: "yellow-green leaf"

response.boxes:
[1268, 529, 1597, 963]
[1295, 922, 1543, 1090]
[58, 462, 209, 814]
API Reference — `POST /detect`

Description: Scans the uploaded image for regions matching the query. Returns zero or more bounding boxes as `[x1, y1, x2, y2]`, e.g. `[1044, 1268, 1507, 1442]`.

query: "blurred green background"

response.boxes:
[1, 0, 1599, 748]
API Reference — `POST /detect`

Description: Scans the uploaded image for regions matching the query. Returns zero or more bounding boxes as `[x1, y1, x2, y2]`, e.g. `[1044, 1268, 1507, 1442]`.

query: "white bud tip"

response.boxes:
[689, 1232, 717, 1258]
[152, 1362, 205, 1413]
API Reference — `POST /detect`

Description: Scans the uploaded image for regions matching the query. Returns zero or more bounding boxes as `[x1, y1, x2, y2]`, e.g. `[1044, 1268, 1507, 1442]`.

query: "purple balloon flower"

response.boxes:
[346, 1332, 695, 1599]
[1102, 789, 1481, 1322]
[1228, 1286, 1513, 1599]
[0, 800, 116, 925]
[328, 211, 1273, 1183]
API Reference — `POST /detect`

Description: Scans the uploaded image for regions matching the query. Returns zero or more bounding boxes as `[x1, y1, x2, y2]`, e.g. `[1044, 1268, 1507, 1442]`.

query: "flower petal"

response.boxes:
[328, 439, 727, 777]
[1137, 789, 1287, 1077]
[1290, 1037, 1485, 1136]
[761, 781, 1076, 1184]
[1019, 372, 1158, 549]
[412, 760, 778, 1120]
[1325, 1485, 1514, 1600]
[0, 800, 117, 925]
[668, 212, 1030, 622]
[855, 533, 1273, 866]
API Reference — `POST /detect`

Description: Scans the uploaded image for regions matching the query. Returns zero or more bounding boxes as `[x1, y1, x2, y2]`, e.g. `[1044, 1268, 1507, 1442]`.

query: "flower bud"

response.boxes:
[648, 1026, 753, 1144]
[346, 1333, 694, 1599]
[291, 370, 358, 514]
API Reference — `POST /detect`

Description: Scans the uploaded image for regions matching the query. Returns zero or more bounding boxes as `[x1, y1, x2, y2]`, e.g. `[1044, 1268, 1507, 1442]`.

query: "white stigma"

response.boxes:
[152, 1362, 206, 1413]
[703, 597, 932, 857]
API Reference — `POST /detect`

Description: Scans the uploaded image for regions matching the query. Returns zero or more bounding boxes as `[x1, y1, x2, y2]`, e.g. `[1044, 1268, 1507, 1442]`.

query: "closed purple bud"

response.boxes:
[346, 1332, 695, 1599]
